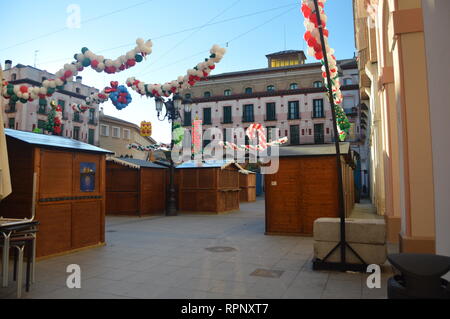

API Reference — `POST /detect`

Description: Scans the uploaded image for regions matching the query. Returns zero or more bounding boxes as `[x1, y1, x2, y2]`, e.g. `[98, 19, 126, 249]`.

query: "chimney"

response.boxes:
[5, 60, 12, 70]
[76, 76, 82, 83]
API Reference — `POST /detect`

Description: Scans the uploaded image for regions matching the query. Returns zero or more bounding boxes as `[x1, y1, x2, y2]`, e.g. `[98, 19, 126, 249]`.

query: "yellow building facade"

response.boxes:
[354, 0, 450, 256]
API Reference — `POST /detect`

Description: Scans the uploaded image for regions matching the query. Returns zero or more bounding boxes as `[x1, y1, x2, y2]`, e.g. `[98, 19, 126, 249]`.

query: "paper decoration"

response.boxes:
[301, 0, 351, 141]
[140, 121, 152, 137]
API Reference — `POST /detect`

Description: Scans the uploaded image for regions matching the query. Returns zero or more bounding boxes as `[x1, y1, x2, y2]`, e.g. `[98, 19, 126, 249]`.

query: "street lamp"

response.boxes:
[155, 94, 192, 216]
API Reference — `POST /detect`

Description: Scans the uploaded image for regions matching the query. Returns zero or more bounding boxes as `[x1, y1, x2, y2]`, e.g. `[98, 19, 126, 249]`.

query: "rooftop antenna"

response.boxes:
[34, 50, 39, 67]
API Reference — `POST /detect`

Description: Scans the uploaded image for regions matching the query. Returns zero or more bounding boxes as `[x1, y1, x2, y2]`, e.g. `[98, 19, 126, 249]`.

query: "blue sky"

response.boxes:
[1, 0, 355, 143]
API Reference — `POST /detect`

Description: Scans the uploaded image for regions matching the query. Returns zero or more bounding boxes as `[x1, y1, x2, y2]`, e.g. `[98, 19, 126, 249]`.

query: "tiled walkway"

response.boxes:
[1, 198, 393, 299]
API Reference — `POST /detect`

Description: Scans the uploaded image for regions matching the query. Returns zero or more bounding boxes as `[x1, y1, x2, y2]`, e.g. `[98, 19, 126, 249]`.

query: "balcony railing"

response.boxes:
[242, 116, 255, 123]
[73, 116, 83, 123]
[88, 119, 98, 125]
[265, 116, 277, 122]
[312, 112, 325, 119]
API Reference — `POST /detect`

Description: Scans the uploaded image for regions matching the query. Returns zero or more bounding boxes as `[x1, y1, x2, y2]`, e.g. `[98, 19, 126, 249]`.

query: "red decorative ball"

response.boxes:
[20, 86, 28, 93]
[91, 60, 99, 68]
[126, 59, 136, 67]
[64, 70, 73, 78]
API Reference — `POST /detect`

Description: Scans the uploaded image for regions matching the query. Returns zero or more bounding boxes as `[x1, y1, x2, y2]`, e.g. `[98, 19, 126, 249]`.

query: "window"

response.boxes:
[185, 93, 192, 99]
[290, 125, 300, 145]
[266, 126, 277, 143]
[89, 109, 95, 123]
[313, 81, 323, 88]
[243, 105, 254, 123]
[73, 126, 80, 141]
[204, 91, 211, 98]
[223, 106, 232, 124]
[8, 118, 15, 129]
[38, 102, 46, 115]
[266, 103, 277, 121]
[76, 88, 81, 94]
[343, 78, 353, 85]
[343, 96, 355, 111]
[123, 129, 130, 140]
[88, 129, 95, 145]
[244, 87, 253, 94]
[313, 99, 325, 118]
[203, 108, 212, 125]
[288, 101, 300, 120]
[289, 83, 299, 90]
[314, 124, 325, 144]
[224, 89, 232, 96]
[58, 100, 65, 117]
[112, 127, 120, 138]
[183, 110, 192, 127]
[100, 125, 109, 137]
[271, 59, 300, 68]
[11, 74, 17, 81]
[267, 85, 276, 92]
[73, 111, 81, 122]
[8, 100, 16, 112]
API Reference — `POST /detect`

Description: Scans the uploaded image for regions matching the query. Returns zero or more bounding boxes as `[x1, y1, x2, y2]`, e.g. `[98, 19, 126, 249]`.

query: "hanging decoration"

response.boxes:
[125, 45, 227, 98]
[1, 38, 152, 107]
[46, 100, 63, 135]
[172, 123, 184, 146]
[192, 120, 203, 155]
[140, 121, 153, 137]
[105, 81, 132, 110]
[301, 0, 351, 141]
[128, 143, 171, 152]
[220, 123, 288, 151]
[72, 103, 90, 113]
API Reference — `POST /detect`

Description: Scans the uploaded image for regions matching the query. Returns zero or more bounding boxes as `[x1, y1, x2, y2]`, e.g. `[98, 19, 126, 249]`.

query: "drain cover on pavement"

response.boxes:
[205, 247, 237, 253]
[250, 269, 284, 278]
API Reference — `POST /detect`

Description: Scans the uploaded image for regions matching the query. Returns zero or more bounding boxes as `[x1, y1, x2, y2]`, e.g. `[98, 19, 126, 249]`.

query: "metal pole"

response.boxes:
[312, 0, 347, 267]
[167, 108, 177, 216]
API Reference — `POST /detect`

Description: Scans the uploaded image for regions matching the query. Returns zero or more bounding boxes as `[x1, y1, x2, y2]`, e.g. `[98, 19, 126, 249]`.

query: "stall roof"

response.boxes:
[176, 160, 245, 171]
[269, 143, 351, 158]
[5, 129, 113, 154]
[107, 157, 168, 169]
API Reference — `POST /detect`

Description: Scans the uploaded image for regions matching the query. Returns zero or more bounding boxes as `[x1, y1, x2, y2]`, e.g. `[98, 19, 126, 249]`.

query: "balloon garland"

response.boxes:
[301, 0, 351, 141]
[126, 45, 227, 98]
[1, 38, 152, 108]
[128, 143, 171, 152]
[46, 100, 63, 135]
[220, 123, 288, 151]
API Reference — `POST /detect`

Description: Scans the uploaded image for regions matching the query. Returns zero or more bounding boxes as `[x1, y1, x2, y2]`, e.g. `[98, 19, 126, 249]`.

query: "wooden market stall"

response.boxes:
[239, 170, 257, 202]
[176, 161, 242, 214]
[264, 143, 355, 236]
[106, 157, 167, 216]
[0, 129, 113, 258]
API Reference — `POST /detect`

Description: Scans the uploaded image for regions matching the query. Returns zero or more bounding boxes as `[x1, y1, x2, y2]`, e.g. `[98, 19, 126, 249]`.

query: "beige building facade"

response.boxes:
[99, 111, 156, 160]
[353, 0, 450, 258]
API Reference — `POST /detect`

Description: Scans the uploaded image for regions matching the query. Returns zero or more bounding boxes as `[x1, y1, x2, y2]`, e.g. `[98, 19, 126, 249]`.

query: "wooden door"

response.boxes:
[266, 158, 302, 234]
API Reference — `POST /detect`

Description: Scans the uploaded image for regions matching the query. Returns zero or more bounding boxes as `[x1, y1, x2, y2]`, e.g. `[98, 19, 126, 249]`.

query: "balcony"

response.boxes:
[312, 112, 326, 119]
[265, 116, 277, 122]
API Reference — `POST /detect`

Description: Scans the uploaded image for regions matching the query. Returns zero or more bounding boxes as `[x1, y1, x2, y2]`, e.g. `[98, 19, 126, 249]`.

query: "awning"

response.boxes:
[0, 66, 12, 201]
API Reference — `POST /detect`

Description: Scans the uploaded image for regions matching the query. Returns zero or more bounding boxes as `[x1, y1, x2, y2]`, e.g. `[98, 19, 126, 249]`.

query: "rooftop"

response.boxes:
[5, 129, 113, 154]
[107, 157, 168, 169]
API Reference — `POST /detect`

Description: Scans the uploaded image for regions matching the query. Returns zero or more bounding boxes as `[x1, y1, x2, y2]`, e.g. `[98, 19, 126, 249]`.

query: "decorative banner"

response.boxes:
[126, 45, 227, 98]
[1, 38, 152, 107]
[220, 123, 288, 151]
[140, 121, 152, 137]
[46, 100, 63, 135]
[128, 143, 171, 152]
[172, 123, 184, 146]
[301, 0, 351, 141]
[192, 120, 203, 155]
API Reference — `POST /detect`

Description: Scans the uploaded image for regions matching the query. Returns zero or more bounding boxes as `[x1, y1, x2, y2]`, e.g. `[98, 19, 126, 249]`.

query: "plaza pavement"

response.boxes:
[1, 198, 394, 299]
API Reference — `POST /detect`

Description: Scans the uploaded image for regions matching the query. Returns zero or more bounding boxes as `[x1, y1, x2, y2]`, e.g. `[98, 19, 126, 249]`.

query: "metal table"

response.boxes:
[1, 219, 39, 288]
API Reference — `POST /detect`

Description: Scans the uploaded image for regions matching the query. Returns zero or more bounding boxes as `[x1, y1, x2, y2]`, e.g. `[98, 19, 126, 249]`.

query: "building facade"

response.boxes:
[353, 0, 450, 259]
[99, 111, 156, 160]
[1, 61, 100, 145]
[179, 51, 367, 192]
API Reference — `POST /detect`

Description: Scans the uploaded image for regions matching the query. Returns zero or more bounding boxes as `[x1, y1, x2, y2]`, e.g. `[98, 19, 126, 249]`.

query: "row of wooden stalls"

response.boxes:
[0, 128, 355, 258]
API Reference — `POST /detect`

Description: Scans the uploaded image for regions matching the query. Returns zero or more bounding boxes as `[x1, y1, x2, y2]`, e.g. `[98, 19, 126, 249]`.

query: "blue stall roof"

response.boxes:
[107, 157, 168, 169]
[5, 129, 113, 154]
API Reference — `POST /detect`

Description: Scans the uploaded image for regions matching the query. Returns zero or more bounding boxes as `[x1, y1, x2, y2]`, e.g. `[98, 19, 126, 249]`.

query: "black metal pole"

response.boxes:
[167, 107, 177, 216]
[312, 0, 347, 267]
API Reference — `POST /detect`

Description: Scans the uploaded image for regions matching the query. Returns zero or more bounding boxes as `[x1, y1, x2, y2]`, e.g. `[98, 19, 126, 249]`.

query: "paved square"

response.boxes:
[1, 198, 394, 299]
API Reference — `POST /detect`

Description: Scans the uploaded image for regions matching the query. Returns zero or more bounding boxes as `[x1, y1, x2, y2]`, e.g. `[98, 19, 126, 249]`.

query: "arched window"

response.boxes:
[343, 78, 353, 85]
[224, 89, 232, 96]
[313, 81, 323, 88]
[204, 91, 211, 98]
[289, 83, 298, 90]
[267, 85, 276, 92]
[244, 87, 253, 94]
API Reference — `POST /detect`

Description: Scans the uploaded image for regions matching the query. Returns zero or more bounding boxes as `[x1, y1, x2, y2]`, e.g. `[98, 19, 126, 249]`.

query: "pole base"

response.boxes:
[312, 258, 368, 273]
